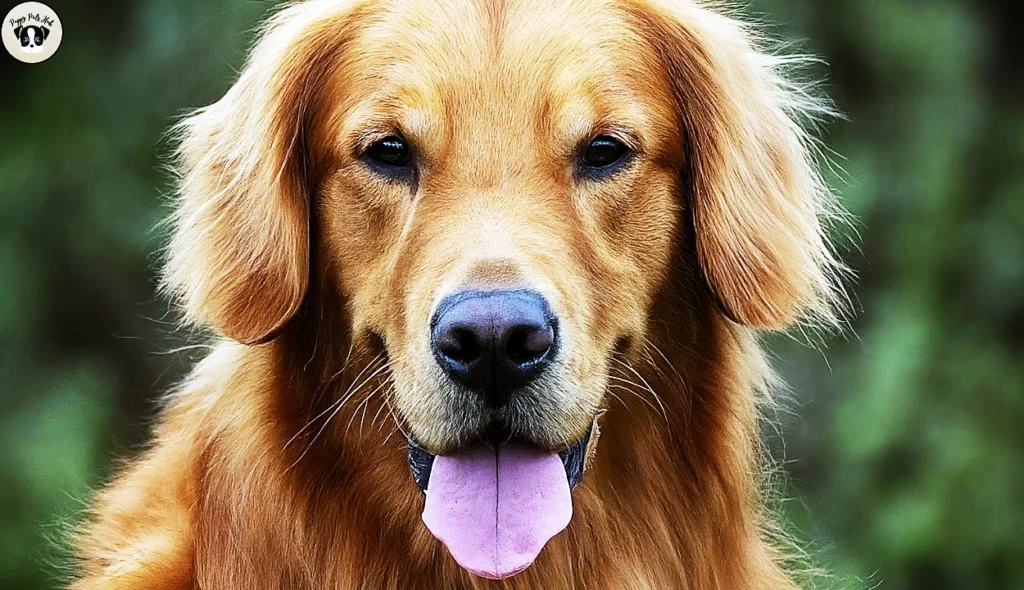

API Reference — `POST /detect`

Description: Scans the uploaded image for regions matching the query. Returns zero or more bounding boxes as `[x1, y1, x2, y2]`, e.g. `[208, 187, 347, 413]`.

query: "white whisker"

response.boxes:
[606, 382, 660, 415]
[287, 354, 391, 468]
[370, 382, 398, 432]
[610, 357, 669, 422]
[282, 352, 385, 452]
[345, 377, 392, 436]
[382, 393, 410, 446]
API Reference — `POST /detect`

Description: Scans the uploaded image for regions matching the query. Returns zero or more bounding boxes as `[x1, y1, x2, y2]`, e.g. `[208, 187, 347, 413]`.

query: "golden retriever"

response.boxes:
[71, 0, 843, 587]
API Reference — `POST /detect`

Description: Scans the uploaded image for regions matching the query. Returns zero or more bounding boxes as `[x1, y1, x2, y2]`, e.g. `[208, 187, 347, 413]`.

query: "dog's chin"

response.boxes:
[22, 46, 44, 54]
[405, 422, 596, 580]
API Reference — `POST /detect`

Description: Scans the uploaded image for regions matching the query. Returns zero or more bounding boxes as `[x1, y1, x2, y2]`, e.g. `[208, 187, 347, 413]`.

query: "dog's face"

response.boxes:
[315, 0, 683, 454]
[168, 0, 838, 578]
[14, 25, 49, 54]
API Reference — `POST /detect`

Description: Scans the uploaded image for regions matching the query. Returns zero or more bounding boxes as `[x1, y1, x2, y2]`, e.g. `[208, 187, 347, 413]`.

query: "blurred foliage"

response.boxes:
[0, 0, 1021, 588]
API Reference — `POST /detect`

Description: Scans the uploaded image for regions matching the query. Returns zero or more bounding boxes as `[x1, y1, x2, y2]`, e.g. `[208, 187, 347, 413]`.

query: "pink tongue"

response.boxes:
[422, 441, 572, 580]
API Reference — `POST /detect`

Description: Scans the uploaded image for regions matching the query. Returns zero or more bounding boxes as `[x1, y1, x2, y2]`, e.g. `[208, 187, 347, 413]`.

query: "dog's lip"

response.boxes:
[406, 421, 595, 493]
[407, 438, 436, 492]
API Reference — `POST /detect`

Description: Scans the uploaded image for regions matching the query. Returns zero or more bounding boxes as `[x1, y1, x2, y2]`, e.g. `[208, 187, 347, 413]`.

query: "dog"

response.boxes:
[14, 25, 49, 54]
[71, 0, 844, 587]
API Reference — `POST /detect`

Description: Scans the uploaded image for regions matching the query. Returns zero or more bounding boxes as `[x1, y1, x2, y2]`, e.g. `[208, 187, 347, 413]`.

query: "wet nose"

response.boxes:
[430, 290, 557, 407]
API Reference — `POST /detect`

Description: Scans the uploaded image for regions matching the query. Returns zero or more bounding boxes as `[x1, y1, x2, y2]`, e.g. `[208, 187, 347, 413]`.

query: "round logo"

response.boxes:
[3, 2, 62, 64]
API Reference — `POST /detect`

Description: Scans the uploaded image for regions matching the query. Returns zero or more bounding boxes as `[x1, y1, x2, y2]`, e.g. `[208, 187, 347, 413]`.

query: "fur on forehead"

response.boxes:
[315, 0, 688, 180]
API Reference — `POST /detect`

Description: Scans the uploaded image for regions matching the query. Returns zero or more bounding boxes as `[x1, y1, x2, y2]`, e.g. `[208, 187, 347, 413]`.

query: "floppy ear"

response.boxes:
[39, 26, 49, 40]
[13, 26, 22, 38]
[634, 1, 844, 329]
[166, 3, 354, 344]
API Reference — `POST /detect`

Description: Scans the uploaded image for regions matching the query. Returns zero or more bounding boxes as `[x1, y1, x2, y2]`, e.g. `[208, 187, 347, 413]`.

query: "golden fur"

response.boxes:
[71, 0, 843, 588]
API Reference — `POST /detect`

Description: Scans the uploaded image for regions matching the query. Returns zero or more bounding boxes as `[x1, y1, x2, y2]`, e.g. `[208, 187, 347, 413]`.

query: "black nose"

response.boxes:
[431, 290, 557, 407]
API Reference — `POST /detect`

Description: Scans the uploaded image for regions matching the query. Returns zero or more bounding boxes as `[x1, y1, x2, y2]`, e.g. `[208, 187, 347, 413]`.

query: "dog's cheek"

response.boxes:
[317, 170, 410, 331]
[383, 366, 424, 433]
[385, 361, 452, 447]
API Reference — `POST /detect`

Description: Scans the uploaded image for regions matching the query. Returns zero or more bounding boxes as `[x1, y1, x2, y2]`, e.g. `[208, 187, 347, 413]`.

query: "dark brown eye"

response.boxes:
[366, 136, 411, 168]
[580, 135, 629, 170]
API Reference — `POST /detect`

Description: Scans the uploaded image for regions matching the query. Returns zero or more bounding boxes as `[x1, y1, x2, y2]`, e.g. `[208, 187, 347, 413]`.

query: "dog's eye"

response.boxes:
[366, 136, 411, 168]
[580, 136, 630, 170]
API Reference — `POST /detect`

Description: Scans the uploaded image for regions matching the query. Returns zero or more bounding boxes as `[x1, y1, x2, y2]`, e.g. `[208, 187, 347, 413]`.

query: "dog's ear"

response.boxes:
[13, 26, 22, 38]
[166, 4, 354, 344]
[634, 1, 844, 329]
[39, 26, 49, 40]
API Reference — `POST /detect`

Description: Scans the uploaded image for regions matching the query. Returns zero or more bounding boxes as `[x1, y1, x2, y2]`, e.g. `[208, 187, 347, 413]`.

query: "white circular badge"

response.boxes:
[3, 2, 62, 64]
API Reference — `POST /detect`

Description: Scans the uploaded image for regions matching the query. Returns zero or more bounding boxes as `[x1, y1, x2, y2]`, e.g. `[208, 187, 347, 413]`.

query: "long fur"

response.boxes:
[71, 0, 844, 588]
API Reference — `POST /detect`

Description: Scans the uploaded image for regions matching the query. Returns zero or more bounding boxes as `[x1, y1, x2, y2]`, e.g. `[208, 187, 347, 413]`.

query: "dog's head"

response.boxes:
[167, 0, 839, 579]
[14, 25, 49, 54]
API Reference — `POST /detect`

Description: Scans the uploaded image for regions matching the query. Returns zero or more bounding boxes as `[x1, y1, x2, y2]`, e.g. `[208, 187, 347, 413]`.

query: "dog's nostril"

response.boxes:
[437, 328, 482, 365]
[506, 325, 554, 364]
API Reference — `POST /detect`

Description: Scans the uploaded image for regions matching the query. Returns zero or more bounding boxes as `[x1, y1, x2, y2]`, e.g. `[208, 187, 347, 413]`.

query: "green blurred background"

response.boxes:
[1, 0, 1021, 588]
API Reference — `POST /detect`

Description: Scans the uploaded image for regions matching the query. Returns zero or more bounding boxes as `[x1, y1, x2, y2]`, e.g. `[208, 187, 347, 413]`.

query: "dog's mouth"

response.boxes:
[406, 422, 595, 580]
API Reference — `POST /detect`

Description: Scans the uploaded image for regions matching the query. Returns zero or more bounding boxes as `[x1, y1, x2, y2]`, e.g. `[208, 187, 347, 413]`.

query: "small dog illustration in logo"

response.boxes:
[14, 25, 49, 54]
